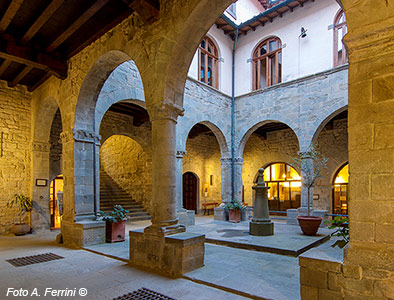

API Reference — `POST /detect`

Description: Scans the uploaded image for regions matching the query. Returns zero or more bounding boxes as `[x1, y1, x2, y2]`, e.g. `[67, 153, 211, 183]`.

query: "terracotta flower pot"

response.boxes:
[105, 220, 126, 243]
[11, 223, 30, 236]
[297, 216, 322, 236]
[228, 209, 241, 223]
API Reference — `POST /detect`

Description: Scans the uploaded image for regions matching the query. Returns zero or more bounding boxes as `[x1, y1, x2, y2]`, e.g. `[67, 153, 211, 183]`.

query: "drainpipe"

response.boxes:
[231, 28, 239, 202]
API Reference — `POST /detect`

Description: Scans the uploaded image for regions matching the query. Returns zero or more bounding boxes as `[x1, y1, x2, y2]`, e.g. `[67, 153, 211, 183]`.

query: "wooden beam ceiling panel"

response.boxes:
[0, 0, 24, 33]
[124, 0, 160, 24]
[27, 72, 52, 92]
[8, 65, 32, 87]
[0, 59, 11, 76]
[46, 0, 110, 52]
[21, 0, 64, 45]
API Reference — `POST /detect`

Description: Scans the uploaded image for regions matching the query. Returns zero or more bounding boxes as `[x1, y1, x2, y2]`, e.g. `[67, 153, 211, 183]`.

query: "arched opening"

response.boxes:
[260, 163, 301, 212]
[183, 123, 222, 214]
[242, 121, 300, 207]
[49, 174, 63, 229]
[332, 163, 349, 215]
[182, 172, 199, 213]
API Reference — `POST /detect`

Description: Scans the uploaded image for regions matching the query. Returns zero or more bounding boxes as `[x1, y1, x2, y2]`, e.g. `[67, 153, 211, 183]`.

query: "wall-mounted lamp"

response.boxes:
[300, 27, 307, 38]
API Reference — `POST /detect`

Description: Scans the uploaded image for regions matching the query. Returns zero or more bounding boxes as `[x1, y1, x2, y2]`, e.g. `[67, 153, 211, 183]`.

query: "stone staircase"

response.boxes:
[100, 170, 152, 222]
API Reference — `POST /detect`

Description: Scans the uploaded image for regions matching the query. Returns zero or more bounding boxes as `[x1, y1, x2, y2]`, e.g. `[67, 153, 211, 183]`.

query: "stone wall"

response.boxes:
[0, 82, 31, 234]
[100, 135, 152, 213]
[49, 109, 62, 181]
[183, 133, 222, 210]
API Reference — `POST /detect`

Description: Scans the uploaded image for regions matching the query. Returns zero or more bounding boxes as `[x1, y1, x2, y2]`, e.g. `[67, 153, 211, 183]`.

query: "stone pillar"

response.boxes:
[129, 102, 204, 276]
[233, 157, 244, 202]
[299, 151, 313, 216]
[220, 157, 232, 203]
[31, 141, 51, 231]
[176, 150, 195, 226]
[60, 129, 105, 247]
[249, 168, 274, 236]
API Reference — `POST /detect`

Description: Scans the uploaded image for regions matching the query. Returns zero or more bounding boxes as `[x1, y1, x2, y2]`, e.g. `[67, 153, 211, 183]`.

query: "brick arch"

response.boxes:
[237, 119, 301, 158]
[95, 60, 145, 132]
[179, 120, 230, 158]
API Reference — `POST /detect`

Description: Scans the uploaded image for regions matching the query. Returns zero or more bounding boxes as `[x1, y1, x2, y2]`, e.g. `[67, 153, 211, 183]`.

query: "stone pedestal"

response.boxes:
[177, 210, 195, 226]
[130, 229, 205, 277]
[214, 205, 227, 221]
[286, 208, 298, 225]
[249, 168, 274, 236]
[61, 220, 105, 248]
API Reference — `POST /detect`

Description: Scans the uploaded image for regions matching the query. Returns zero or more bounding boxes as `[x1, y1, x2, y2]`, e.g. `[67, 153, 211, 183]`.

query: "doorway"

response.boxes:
[183, 172, 198, 213]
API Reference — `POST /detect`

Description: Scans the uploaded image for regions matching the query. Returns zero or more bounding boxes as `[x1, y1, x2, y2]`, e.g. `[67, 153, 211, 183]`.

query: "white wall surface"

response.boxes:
[235, 0, 341, 95]
[224, 0, 263, 25]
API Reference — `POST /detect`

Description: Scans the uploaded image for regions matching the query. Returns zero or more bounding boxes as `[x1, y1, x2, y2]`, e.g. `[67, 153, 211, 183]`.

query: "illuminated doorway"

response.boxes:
[333, 163, 348, 215]
[262, 163, 301, 212]
[50, 175, 63, 229]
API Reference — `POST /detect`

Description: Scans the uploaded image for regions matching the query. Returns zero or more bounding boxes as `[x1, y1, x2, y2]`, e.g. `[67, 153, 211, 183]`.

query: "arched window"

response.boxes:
[333, 163, 348, 215]
[262, 163, 301, 212]
[253, 37, 282, 90]
[334, 10, 348, 67]
[198, 36, 219, 89]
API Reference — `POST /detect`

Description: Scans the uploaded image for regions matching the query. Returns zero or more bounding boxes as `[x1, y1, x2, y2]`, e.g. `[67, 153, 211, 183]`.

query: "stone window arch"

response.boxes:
[334, 9, 348, 67]
[198, 36, 219, 88]
[252, 36, 282, 90]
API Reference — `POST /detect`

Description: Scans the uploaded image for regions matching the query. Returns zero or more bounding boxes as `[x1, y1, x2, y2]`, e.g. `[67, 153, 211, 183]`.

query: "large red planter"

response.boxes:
[106, 220, 126, 243]
[297, 216, 322, 236]
[228, 209, 241, 223]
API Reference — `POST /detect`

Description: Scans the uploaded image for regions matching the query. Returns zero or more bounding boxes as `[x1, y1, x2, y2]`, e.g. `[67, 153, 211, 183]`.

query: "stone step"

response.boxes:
[128, 215, 152, 222]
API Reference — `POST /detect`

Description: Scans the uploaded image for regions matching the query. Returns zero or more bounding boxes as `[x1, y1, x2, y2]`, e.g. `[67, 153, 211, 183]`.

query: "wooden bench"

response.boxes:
[201, 202, 219, 215]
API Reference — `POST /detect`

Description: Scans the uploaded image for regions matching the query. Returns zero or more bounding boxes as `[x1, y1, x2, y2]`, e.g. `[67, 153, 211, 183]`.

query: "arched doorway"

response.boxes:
[183, 172, 198, 213]
[262, 163, 301, 212]
[332, 163, 349, 215]
[50, 175, 63, 229]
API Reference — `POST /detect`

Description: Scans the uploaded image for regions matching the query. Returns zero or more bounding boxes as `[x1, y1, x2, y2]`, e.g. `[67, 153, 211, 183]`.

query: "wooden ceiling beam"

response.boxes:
[0, 0, 24, 33]
[8, 65, 32, 87]
[46, 0, 110, 52]
[0, 37, 67, 78]
[0, 59, 12, 76]
[124, 0, 160, 24]
[21, 0, 64, 45]
[216, 23, 227, 29]
[28, 73, 52, 92]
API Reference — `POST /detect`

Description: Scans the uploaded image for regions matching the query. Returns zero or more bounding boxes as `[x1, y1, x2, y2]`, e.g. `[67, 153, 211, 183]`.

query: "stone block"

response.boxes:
[372, 74, 394, 103]
[299, 256, 342, 273]
[318, 289, 342, 300]
[61, 220, 105, 248]
[300, 285, 318, 300]
[249, 220, 274, 236]
[214, 206, 227, 221]
[328, 272, 341, 291]
[339, 277, 374, 295]
[129, 229, 205, 277]
[342, 264, 362, 279]
[300, 267, 328, 289]
[244, 206, 254, 221]
[286, 209, 298, 226]
[177, 210, 195, 226]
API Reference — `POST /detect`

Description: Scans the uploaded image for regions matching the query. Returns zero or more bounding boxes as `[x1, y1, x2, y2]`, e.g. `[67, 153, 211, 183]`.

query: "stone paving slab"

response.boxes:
[187, 219, 331, 257]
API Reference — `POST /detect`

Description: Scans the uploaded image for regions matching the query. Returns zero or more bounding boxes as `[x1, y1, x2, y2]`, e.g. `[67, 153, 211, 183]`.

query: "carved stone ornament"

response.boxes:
[220, 157, 232, 164]
[147, 102, 185, 122]
[32, 142, 50, 152]
[176, 150, 186, 158]
[60, 130, 101, 145]
[234, 157, 244, 164]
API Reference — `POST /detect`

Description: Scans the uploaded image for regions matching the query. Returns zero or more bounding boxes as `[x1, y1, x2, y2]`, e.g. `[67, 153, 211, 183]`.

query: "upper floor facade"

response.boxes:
[187, 0, 347, 97]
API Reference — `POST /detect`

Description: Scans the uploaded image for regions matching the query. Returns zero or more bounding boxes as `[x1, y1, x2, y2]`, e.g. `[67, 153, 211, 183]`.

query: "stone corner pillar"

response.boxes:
[298, 150, 314, 211]
[233, 157, 244, 202]
[249, 168, 274, 236]
[129, 101, 204, 276]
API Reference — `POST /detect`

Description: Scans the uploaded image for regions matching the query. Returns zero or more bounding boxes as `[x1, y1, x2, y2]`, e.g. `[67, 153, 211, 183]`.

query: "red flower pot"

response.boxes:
[297, 216, 322, 236]
[228, 209, 241, 223]
[105, 220, 126, 243]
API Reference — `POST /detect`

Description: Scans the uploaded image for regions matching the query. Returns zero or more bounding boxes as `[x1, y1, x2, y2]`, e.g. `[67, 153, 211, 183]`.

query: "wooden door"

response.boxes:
[183, 172, 197, 212]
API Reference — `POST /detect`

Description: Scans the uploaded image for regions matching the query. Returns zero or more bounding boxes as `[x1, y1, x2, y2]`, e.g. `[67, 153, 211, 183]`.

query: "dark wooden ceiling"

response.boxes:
[108, 101, 150, 127]
[0, 0, 159, 91]
[216, 0, 314, 40]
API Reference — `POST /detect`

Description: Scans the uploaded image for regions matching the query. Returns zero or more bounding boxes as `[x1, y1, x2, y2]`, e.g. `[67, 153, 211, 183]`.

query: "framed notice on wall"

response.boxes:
[36, 179, 48, 187]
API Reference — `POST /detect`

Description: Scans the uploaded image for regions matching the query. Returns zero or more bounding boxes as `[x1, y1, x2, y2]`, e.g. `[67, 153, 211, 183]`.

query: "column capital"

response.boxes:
[147, 102, 184, 122]
[32, 141, 50, 152]
[60, 129, 101, 145]
[176, 150, 186, 158]
[220, 157, 232, 164]
[297, 151, 312, 159]
[234, 157, 244, 164]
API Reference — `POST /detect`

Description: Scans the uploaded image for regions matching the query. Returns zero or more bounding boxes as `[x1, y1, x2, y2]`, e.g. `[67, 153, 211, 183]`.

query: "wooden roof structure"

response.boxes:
[215, 0, 315, 40]
[0, 0, 159, 91]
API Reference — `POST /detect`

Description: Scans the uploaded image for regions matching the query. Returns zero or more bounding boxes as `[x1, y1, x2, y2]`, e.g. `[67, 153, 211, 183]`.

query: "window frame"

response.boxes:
[198, 36, 219, 89]
[252, 36, 282, 91]
[333, 9, 348, 67]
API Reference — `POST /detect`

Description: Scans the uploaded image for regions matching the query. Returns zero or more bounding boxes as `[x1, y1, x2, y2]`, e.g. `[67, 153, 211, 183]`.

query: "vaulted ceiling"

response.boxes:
[0, 0, 159, 91]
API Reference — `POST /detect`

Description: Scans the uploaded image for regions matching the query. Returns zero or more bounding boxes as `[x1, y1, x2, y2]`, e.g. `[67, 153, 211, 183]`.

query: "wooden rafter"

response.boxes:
[46, 0, 110, 52]
[124, 0, 160, 24]
[0, 59, 12, 76]
[27, 73, 52, 92]
[9, 65, 32, 87]
[0, 0, 24, 33]
[21, 0, 64, 45]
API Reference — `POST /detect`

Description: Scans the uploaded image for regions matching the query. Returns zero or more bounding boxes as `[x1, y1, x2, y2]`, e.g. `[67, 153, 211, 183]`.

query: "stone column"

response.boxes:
[175, 150, 186, 212]
[144, 103, 185, 236]
[220, 157, 232, 203]
[31, 141, 51, 231]
[233, 157, 244, 202]
[299, 151, 314, 216]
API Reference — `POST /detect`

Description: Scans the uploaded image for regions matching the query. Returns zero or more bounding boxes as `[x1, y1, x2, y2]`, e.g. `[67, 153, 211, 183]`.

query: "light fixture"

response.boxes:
[300, 27, 307, 38]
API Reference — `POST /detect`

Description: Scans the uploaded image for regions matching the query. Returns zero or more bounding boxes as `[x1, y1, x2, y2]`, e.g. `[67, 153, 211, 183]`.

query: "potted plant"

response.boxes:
[7, 194, 33, 236]
[292, 144, 328, 235]
[99, 205, 129, 243]
[225, 200, 245, 223]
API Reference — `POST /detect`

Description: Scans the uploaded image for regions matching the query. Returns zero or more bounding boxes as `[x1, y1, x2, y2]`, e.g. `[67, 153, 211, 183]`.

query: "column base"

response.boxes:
[61, 220, 105, 248]
[177, 210, 195, 226]
[129, 229, 205, 277]
[214, 206, 227, 221]
[249, 220, 274, 236]
[286, 209, 299, 225]
[144, 223, 186, 237]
